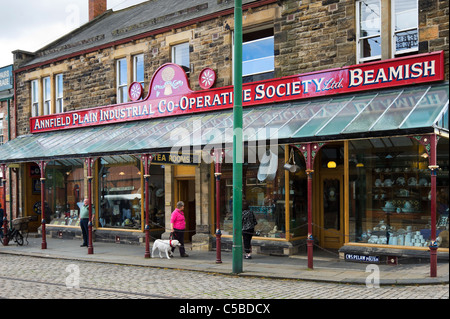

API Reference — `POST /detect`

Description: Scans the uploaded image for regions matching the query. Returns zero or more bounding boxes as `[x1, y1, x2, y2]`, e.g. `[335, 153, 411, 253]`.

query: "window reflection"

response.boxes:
[349, 137, 449, 248]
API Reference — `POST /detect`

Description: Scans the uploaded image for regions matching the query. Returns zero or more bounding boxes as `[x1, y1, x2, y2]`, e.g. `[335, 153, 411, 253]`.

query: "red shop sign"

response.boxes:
[30, 51, 444, 133]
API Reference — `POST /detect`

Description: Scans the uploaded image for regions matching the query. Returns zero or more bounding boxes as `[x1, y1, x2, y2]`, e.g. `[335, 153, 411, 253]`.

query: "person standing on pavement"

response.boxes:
[170, 201, 189, 257]
[242, 200, 257, 259]
[80, 198, 94, 247]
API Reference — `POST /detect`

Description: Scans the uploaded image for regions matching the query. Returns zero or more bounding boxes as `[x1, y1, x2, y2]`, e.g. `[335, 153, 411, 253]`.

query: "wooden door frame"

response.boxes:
[313, 145, 346, 250]
[174, 177, 196, 242]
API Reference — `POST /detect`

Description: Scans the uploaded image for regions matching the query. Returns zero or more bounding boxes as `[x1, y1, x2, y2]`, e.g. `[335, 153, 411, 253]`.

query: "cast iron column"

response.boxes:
[428, 134, 438, 277]
[214, 149, 223, 263]
[411, 135, 439, 277]
[38, 161, 47, 249]
[141, 154, 153, 258]
[1, 164, 8, 245]
[294, 143, 326, 270]
[86, 158, 94, 254]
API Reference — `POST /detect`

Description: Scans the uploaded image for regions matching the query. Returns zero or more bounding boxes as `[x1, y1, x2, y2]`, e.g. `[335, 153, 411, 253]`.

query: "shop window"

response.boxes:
[348, 137, 449, 248]
[55, 74, 64, 113]
[172, 42, 190, 73]
[45, 160, 85, 226]
[98, 157, 165, 230]
[219, 146, 286, 239]
[31, 80, 39, 117]
[234, 28, 275, 83]
[288, 148, 308, 238]
[116, 58, 128, 103]
[43, 77, 51, 115]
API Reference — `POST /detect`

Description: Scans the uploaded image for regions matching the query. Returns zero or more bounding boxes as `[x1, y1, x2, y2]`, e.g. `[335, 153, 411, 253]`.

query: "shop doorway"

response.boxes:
[176, 178, 196, 242]
[318, 173, 344, 249]
[315, 144, 345, 249]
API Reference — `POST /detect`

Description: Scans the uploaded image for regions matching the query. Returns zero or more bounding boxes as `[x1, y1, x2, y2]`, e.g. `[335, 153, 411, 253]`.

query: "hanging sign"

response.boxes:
[30, 51, 444, 133]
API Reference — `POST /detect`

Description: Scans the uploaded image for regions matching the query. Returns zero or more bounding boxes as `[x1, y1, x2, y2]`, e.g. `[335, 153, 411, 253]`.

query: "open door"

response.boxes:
[176, 178, 196, 242]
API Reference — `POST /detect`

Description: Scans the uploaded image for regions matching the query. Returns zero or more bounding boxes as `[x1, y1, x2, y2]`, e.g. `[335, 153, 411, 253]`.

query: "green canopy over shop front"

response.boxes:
[0, 82, 448, 164]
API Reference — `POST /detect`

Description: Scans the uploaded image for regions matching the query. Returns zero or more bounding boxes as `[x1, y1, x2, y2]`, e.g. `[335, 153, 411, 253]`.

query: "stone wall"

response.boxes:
[14, 0, 449, 136]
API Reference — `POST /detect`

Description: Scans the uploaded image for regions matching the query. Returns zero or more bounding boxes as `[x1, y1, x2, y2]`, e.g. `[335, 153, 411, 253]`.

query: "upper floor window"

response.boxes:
[356, 0, 381, 62]
[234, 27, 275, 83]
[133, 54, 144, 87]
[392, 0, 418, 55]
[43, 77, 51, 115]
[172, 42, 190, 73]
[243, 28, 274, 81]
[116, 58, 128, 103]
[55, 74, 64, 113]
[356, 0, 418, 63]
[31, 80, 39, 117]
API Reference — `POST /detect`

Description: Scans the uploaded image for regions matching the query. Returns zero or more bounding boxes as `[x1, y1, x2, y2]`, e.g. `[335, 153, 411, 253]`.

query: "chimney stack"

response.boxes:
[89, 0, 107, 21]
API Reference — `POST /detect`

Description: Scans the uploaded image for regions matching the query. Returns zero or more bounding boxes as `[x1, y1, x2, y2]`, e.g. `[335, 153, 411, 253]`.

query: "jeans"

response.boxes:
[80, 218, 89, 246]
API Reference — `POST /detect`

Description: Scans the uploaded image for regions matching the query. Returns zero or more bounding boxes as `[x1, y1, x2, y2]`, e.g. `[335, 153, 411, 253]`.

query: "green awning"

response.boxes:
[0, 82, 448, 164]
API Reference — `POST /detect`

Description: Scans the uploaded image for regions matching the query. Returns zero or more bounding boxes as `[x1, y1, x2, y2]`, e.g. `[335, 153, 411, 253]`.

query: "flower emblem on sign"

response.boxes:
[129, 82, 143, 101]
[199, 68, 216, 89]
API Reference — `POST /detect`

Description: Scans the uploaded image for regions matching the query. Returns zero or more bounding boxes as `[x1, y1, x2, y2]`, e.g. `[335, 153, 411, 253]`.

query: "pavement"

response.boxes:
[0, 235, 448, 286]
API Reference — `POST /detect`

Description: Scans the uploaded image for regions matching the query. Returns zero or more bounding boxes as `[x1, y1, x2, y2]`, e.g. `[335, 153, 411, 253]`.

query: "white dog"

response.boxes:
[151, 239, 181, 259]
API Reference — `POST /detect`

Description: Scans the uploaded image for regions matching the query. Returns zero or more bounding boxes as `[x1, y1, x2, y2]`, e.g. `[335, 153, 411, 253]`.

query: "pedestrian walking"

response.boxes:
[170, 201, 189, 257]
[242, 200, 257, 259]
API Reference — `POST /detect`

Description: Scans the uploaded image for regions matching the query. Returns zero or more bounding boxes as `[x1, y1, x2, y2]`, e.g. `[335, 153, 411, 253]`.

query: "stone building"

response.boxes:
[1, 0, 448, 261]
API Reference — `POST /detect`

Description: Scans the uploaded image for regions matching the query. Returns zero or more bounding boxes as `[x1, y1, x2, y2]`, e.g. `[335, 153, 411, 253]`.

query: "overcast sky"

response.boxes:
[0, 0, 148, 67]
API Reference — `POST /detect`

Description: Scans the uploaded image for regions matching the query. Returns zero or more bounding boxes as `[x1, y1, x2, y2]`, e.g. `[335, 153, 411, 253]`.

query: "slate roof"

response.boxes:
[19, 0, 259, 68]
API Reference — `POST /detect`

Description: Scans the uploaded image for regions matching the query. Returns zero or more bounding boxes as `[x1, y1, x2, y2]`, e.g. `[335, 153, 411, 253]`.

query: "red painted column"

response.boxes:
[141, 154, 153, 258]
[294, 143, 326, 270]
[428, 134, 438, 277]
[214, 149, 223, 264]
[39, 161, 47, 249]
[305, 144, 314, 270]
[1, 164, 8, 246]
[86, 158, 94, 255]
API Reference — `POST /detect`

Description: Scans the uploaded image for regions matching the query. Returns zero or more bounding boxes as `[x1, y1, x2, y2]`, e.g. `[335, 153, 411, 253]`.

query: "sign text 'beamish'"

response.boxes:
[30, 51, 444, 133]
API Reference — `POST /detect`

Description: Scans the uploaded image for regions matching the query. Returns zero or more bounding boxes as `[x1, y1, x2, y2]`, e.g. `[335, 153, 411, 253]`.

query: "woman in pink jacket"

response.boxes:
[170, 201, 189, 257]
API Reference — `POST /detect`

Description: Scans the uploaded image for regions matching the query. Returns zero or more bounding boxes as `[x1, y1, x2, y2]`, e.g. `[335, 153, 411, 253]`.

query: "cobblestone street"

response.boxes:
[0, 255, 448, 300]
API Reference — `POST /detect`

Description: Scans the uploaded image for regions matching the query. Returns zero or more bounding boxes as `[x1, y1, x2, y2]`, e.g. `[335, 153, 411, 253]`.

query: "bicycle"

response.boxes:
[0, 224, 24, 246]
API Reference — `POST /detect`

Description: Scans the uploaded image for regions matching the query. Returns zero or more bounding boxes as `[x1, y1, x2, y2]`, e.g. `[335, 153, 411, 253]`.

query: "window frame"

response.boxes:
[391, 0, 419, 56]
[356, 0, 382, 63]
[171, 42, 190, 73]
[31, 79, 39, 117]
[116, 58, 128, 103]
[133, 54, 144, 87]
[55, 74, 64, 114]
[232, 27, 275, 83]
[43, 76, 51, 115]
